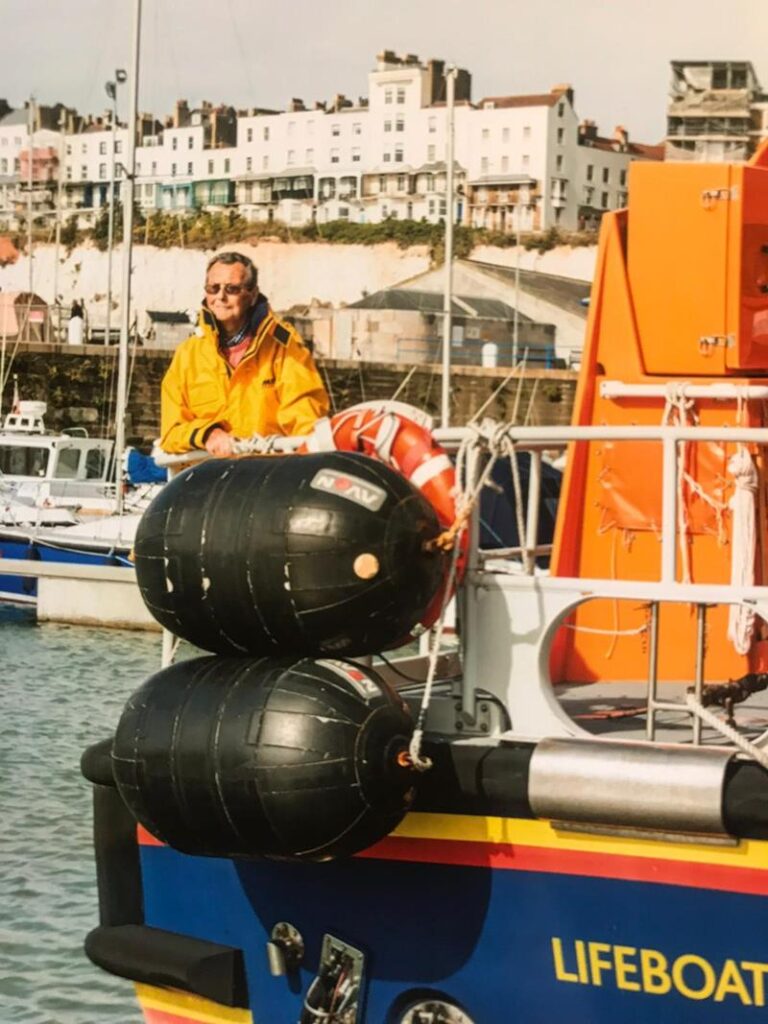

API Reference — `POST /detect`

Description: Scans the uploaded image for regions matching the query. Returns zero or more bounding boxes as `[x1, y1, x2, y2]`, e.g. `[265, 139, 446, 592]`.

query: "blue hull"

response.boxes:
[136, 836, 768, 1024]
[0, 537, 130, 602]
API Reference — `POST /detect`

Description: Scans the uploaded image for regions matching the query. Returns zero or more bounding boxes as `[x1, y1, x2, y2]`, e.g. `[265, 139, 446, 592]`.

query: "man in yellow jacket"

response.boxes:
[160, 251, 329, 455]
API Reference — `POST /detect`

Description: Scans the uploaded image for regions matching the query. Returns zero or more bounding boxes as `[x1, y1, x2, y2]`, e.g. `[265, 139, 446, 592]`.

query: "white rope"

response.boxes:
[408, 429, 501, 771]
[685, 693, 768, 771]
[727, 447, 758, 655]
[564, 623, 648, 636]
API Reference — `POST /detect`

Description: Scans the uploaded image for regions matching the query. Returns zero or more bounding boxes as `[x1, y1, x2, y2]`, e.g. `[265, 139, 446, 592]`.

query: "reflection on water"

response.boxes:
[0, 606, 162, 1024]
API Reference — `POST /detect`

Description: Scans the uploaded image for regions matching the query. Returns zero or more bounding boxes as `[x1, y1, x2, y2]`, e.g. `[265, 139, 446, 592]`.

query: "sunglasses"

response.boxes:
[204, 283, 252, 296]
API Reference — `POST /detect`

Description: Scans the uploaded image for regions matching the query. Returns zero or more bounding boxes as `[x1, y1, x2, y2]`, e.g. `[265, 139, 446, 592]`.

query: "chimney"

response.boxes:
[552, 83, 574, 106]
[174, 99, 190, 127]
[377, 49, 398, 69]
[578, 119, 598, 143]
[289, 98, 306, 112]
[314, 100, 326, 111]
[613, 125, 629, 150]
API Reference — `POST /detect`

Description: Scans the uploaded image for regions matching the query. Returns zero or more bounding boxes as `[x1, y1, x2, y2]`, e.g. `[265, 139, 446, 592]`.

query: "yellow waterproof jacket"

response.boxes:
[160, 305, 329, 453]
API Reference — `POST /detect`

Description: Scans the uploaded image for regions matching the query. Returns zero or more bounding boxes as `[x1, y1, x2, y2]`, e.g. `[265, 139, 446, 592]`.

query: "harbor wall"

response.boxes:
[0, 241, 596, 321]
[6, 344, 578, 446]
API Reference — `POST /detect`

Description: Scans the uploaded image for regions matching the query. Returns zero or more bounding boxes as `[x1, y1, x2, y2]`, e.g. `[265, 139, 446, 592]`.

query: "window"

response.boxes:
[262, 155, 269, 170]
[558, 102, 564, 117]
[396, 87, 405, 103]
[523, 125, 531, 138]
[339, 206, 349, 219]
[151, 161, 157, 175]
[379, 175, 386, 191]
[383, 152, 391, 162]
[502, 127, 510, 143]
[501, 155, 509, 172]
[246, 127, 253, 142]
[439, 199, 447, 216]
[384, 120, 392, 133]
[79, 164, 86, 178]
[620, 169, 627, 186]
[481, 128, 490, 141]
[522, 154, 530, 168]
[187, 162, 193, 174]
[426, 174, 435, 192]
[99, 163, 107, 179]
[287, 150, 295, 165]
[330, 148, 340, 163]
[557, 128, 564, 144]
[99, 141, 106, 155]
[305, 148, 314, 163]
[66, 144, 72, 156]
[481, 157, 489, 174]
[427, 145, 436, 162]
[263, 126, 270, 141]
[55, 448, 80, 480]
[428, 116, 436, 133]
[115, 140, 123, 154]
[144, 183, 153, 196]
[84, 448, 106, 479]
[246, 156, 252, 172]
[395, 117, 404, 132]
[602, 167, 610, 183]
[187, 136, 194, 149]
[224, 158, 230, 173]
[353, 123, 361, 135]
[428, 198, 435, 215]
[384, 88, 393, 104]
[208, 159, 214, 174]
[586, 164, 594, 181]
[397, 174, 406, 190]
[351, 147, 361, 162]
[172, 137, 178, 150]
[171, 163, 177, 176]
[394, 146, 403, 163]
[602, 191, 609, 207]
[556, 154, 563, 171]
[0, 445, 49, 476]
[0, 159, 6, 173]
[382, 203, 389, 217]
[331, 123, 340, 137]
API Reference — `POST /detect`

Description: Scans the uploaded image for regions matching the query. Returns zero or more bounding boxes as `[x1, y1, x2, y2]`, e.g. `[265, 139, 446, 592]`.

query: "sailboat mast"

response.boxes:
[441, 66, 457, 430]
[114, 0, 142, 516]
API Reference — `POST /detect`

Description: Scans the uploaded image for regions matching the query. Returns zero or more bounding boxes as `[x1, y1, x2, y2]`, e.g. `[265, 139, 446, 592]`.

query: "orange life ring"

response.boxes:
[301, 403, 465, 632]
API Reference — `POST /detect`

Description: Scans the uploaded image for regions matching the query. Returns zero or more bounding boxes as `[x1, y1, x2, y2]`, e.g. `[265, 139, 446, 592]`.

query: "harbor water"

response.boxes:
[0, 605, 163, 1024]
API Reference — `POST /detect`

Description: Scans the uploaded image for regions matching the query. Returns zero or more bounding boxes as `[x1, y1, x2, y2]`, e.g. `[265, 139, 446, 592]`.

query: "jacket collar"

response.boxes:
[196, 294, 271, 351]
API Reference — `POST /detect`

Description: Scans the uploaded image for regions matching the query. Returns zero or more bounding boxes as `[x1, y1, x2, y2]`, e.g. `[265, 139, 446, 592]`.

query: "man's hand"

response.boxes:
[204, 427, 235, 457]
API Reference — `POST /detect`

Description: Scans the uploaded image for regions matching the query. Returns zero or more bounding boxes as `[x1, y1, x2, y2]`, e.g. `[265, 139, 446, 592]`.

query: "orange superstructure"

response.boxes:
[551, 140, 768, 686]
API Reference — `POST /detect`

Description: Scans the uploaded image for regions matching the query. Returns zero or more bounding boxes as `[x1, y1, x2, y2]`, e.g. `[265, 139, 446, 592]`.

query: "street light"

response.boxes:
[104, 69, 126, 346]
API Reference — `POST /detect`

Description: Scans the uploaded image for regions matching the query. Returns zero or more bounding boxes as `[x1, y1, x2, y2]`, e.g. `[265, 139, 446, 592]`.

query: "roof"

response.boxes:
[467, 174, 537, 186]
[0, 109, 27, 127]
[464, 260, 590, 317]
[477, 93, 560, 110]
[0, 236, 19, 266]
[146, 310, 191, 324]
[581, 136, 664, 159]
[346, 288, 531, 321]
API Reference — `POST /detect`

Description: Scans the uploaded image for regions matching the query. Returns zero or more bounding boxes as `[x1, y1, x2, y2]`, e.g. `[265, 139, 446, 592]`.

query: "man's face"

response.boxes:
[204, 260, 256, 335]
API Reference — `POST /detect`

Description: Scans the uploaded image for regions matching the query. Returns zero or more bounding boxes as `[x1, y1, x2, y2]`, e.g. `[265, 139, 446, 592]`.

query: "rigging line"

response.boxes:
[390, 363, 417, 402]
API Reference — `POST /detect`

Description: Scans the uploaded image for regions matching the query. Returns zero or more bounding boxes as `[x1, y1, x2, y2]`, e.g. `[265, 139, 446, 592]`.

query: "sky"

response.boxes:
[5, 0, 767, 144]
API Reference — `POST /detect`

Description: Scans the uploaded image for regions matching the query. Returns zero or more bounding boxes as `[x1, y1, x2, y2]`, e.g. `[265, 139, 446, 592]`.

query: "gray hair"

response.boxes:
[206, 251, 258, 290]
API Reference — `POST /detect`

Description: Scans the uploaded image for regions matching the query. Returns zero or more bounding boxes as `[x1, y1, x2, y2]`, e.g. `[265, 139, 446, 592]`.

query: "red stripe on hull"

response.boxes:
[143, 1008, 195, 1024]
[359, 836, 768, 896]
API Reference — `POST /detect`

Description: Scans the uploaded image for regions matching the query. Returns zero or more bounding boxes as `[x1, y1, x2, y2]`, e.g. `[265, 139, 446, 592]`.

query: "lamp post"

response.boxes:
[105, 69, 127, 348]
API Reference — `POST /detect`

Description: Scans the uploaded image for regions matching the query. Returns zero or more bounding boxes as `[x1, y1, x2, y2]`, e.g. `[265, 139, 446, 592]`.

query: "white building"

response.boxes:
[0, 51, 662, 235]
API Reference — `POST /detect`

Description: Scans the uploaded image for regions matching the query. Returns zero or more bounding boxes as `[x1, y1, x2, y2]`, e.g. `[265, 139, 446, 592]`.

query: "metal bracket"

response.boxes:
[701, 186, 739, 207]
[403, 688, 509, 737]
[698, 334, 735, 354]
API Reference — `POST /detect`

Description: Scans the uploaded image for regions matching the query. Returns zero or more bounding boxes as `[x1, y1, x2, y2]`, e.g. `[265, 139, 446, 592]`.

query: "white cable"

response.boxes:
[685, 693, 768, 771]
[727, 447, 757, 655]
